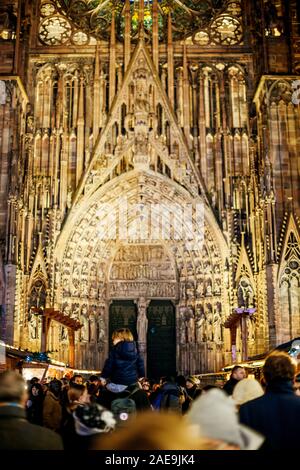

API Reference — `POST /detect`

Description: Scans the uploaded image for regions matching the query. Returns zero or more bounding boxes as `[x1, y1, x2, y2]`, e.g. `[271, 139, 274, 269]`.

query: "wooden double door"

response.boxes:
[109, 299, 176, 380]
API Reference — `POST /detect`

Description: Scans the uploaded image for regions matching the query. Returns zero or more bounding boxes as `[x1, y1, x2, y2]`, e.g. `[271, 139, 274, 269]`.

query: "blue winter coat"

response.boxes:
[239, 380, 300, 450]
[101, 340, 145, 386]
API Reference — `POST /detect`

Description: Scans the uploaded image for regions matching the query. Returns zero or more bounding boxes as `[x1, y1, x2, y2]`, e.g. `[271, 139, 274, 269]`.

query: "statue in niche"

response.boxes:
[62, 303, 71, 317]
[214, 278, 221, 294]
[186, 282, 195, 299]
[213, 309, 222, 343]
[72, 262, 80, 278]
[89, 281, 98, 299]
[185, 307, 195, 343]
[71, 278, 80, 296]
[80, 305, 89, 342]
[81, 279, 89, 297]
[134, 61, 149, 113]
[206, 307, 213, 341]
[237, 278, 255, 308]
[97, 313, 106, 344]
[28, 311, 38, 340]
[195, 308, 206, 343]
[89, 314, 97, 343]
[137, 299, 148, 345]
[196, 282, 204, 297]
[206, 283, 212, 296]
[247, 316, 256, 342]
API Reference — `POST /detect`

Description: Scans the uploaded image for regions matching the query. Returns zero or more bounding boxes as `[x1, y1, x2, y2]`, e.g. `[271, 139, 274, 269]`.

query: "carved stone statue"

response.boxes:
[237, 278, 255, 308]
[206, 282, 212, 296]
[28, 312, 38, 340]
[97, 313, 106, 343]
[195, 309, 206, 343]
[213, 310, 222, 343]
[185, 307, 195, 343]
[89, 314, 97, 343]
[137, 299, 148, 345]
[80, 305, 89, 342]
[178, 311, 186, 344]
[206, 307, 213, 341]
[247, 316, 255, 342]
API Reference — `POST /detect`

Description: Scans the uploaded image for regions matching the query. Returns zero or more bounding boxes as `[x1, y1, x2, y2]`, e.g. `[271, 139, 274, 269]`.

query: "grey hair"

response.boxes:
[0, 370, 26, 403]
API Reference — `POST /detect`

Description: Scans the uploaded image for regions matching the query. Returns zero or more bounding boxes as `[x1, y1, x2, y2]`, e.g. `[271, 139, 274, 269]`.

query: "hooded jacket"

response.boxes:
[101, 340, 145, 386]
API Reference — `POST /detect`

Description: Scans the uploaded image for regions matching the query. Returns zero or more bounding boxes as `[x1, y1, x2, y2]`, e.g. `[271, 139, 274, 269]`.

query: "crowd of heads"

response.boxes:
[0, 350, 299, 450]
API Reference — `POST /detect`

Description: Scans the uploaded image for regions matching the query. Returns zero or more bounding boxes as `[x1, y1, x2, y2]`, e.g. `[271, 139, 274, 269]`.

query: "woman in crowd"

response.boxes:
[60, 382, 86, 449]
[43, 379, 62, 433]
[26, 382, 44, 426]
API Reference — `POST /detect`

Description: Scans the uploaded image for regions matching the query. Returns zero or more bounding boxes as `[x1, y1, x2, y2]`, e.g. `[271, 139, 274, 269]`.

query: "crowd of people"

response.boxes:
[0, 327, 299, 450]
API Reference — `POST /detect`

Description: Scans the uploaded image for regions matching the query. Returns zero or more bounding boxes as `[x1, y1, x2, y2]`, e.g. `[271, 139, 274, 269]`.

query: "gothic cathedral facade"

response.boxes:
[0, 0, 299, 375]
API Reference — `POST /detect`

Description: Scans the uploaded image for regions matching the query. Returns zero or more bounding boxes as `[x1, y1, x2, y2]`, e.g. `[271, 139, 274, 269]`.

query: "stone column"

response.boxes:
[241, 315, 248, 361]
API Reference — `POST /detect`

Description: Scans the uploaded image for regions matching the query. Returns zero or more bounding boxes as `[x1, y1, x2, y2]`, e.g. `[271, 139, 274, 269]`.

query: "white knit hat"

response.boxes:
[186, 388, 264, 450]
[232, 378, 264, 406]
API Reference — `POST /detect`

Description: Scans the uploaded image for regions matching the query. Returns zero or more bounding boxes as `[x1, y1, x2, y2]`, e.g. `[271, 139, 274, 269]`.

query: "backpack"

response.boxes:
[156, 386, 185, 412]
[111, 386, 140, 425]
[160, 390, 182, 412]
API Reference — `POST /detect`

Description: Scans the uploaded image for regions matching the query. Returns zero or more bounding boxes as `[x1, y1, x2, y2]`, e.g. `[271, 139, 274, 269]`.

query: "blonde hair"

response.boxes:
[112, 328, 134, 342]
[92, 411, 218, 450]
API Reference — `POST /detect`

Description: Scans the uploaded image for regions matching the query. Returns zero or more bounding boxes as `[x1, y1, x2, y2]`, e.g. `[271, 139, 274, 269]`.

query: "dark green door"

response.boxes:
[109, 300, 137, 350]
[147, 300, 176, 380]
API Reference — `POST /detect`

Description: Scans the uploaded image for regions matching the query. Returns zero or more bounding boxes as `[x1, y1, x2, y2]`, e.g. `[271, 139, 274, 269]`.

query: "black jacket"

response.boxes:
[101, 341, 145, 386]
[0, 404, 63, 450]
[222, 377, 238, 395]
[239, 380, 300, 450]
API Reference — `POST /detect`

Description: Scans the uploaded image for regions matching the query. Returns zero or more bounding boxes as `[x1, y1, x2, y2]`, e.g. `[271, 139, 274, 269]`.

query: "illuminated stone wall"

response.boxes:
[0, 0, 299, 373]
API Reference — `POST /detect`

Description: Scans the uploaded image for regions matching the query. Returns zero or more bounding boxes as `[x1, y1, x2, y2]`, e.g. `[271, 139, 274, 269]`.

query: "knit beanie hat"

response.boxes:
[232, 378, 264, 406]
[186, 388, 264, 450]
